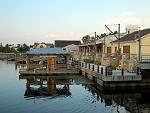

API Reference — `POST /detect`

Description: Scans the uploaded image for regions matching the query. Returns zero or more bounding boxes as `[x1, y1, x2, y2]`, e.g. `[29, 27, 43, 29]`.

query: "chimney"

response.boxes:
[126, 25, 139, 34]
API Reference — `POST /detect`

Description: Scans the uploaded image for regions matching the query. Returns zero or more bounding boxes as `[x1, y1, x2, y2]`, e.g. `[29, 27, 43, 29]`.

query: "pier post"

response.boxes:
[137, 67, 140, 75]
[92, 65, 94, 71]
[89, 64, 90, 69]
[121, 68, 124, 76]
[97, 65, 99, 73]
[105, 67, 107, 76]
[101, 67, 103, 74]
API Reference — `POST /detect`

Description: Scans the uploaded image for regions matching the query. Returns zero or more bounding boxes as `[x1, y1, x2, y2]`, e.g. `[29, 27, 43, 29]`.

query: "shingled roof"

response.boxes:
[113, 28, 150, 43]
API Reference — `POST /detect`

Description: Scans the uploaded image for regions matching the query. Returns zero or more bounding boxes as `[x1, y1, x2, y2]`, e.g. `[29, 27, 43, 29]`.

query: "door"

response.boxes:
[48, 57, 56, 70]
[123, 46, 130, 54]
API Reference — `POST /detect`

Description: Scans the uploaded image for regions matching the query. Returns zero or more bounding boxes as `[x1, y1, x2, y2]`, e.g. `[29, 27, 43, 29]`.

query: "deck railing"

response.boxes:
[141, 55, 150, 62]
[80, 61, 142, 81]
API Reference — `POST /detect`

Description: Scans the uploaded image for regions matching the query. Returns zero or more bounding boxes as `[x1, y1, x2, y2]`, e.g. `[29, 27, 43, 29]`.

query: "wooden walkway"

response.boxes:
[19, 68, 79, 75]
[81, 68, 142, 82]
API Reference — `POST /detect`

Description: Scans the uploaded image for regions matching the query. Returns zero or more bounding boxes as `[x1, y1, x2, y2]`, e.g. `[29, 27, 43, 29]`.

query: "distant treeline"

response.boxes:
[0, 43, 30, 53]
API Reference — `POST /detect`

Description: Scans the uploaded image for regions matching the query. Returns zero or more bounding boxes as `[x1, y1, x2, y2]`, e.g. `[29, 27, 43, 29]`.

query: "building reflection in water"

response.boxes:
[83, 84, 150, 113]
[20, 76, 71, 98]
[20, 75, 150, 113]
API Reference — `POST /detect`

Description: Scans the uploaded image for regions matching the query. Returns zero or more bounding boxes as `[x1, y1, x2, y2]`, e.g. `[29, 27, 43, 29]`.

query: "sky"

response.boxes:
[0, 0, 150, 45]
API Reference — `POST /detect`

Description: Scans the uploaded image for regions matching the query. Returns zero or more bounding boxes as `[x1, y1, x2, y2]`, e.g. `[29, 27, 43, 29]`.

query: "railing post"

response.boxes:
[97, 65, 99, 73]
[89, 64, 90, 69]
[92, 65, 94, 71]
[101, 67, 103, 74]
[137, 67, 140, 75]
[121, 68, 124, 76]
[105, 67, 107, 76]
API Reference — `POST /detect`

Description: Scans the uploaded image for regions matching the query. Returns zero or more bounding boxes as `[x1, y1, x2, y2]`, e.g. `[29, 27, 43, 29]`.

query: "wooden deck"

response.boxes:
[19, 68, 79, 75]
[81, 68, 142, 82]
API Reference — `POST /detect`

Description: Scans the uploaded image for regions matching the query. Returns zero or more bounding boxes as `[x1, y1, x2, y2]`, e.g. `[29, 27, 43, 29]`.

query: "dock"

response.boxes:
[19, 68, 79, 75]
[79, 61, 150, 88]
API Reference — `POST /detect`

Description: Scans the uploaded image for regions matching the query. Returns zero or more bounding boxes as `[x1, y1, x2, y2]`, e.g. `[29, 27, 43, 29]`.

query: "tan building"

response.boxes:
[79, 26, 150, 71]
[78, 35, 116, 63]
[111, 28, 150, 56]
[33, 42, 54, 48]
[79, 41, 103, 63]
[108, 28, 150, 71]
[64, 44, 79, 60]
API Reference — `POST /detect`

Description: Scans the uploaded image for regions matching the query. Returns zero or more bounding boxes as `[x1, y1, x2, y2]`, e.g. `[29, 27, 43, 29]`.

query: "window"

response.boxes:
[115, 46, 117, 52]
[57, 55, 66, 64]
[107, 47, 111, 53]
[40, 45, 44, 48]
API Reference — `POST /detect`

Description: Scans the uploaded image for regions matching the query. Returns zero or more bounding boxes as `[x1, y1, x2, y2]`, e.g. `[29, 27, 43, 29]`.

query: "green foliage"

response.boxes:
[0, 43, 30, 53]
[17, 43, 29, 53]
[82, 35, 90, 44]
[82, 31, 118, 44]
[90, 36, 95, 42]
[0, 44, 17, 53]
[113, 31, 118, 35]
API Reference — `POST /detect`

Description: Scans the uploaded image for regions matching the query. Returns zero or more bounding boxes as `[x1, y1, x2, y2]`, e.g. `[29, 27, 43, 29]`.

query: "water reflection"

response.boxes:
[20, 76, 72, 98]
[19, 75, 150, 113]
[84, 83, 150, 113]
[1, 59, 150, 113]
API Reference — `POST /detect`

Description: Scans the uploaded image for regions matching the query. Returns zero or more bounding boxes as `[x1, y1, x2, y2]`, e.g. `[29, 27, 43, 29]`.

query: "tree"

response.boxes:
[90, 36, 95, 42]
[113, 31, 118, 35]
[17, 43, 29, 53]
[82, 35, 91, 44]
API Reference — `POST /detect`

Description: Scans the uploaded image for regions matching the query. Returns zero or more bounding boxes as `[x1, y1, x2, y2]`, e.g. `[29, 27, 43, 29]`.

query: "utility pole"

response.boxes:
[94, 32, 97, 61]
[137, 30, 141, 62]
[105, 24, 121, 54]
[94, 31, 97, 51]
[103, 36, 106, 54]
[118, 24, 121, 54]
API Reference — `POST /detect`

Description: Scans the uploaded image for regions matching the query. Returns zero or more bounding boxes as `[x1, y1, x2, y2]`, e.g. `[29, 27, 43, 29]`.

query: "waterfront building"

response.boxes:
[111, 28, 150, 71]
[111, 28, 150, 55]
[78, 27, 150, 72]
[19, 48, 74, 75]
[64, 44, 79, 60]
[78, 35, 116, 64]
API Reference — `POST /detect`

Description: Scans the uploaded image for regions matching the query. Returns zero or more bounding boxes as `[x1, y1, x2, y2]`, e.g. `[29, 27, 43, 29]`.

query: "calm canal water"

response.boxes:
[0, 60, 150, 113]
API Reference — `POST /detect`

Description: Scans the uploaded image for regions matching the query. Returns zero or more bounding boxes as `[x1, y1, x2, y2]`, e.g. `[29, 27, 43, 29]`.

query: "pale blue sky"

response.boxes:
[0, 0, 150, 44]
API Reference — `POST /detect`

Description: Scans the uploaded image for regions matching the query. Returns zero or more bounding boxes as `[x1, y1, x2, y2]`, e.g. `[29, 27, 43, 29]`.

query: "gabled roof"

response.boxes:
[79, 40, 103, 47]
[26, 48, 70, 55]
[55, 40, 81, 47]
[112, 28, 150, 43]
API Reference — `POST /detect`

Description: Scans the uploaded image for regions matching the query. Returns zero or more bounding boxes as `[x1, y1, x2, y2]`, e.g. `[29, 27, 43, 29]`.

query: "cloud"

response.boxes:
[120, 11, 135, 17]
[100, 11, 150, 32]
[44, 32, 83, 40]
[27, 32, 83, 44]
